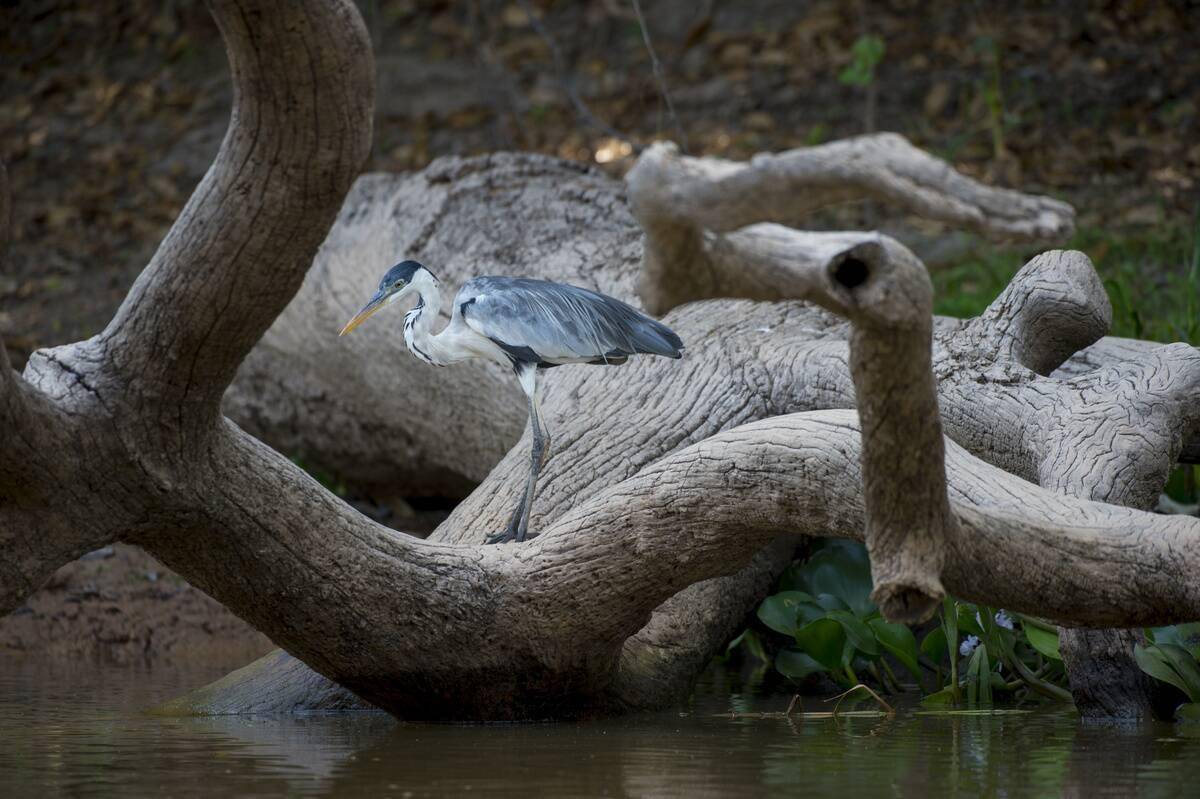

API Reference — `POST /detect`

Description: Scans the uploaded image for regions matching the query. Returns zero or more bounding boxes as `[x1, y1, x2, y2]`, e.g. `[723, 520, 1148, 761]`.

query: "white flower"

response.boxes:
[994, 610, 1014, 630]
[960, 635, 980, 657]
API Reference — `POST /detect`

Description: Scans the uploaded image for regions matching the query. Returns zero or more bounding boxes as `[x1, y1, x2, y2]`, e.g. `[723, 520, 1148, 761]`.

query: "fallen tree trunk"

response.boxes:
[4, 0, 1197, 721]
[215, 159, 1198, 715]
[626, 142, 1199, 720]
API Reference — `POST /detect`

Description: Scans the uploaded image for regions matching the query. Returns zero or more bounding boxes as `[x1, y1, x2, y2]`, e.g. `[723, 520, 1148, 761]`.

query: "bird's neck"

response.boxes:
[403, 278, 452, 367]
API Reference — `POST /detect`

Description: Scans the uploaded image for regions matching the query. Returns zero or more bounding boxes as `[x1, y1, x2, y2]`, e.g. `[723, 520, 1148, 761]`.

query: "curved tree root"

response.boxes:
[626, 139, 1200, 719]
[142, 244, 1200, 715]
[3, 0, 1198, 721]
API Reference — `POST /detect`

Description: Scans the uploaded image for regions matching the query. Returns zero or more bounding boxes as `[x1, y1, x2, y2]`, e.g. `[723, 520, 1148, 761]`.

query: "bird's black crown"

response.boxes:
[379, 260, 431, 290]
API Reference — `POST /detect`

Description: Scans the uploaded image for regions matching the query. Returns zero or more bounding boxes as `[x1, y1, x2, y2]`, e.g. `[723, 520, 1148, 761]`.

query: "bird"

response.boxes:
[339, 260, 684, 544]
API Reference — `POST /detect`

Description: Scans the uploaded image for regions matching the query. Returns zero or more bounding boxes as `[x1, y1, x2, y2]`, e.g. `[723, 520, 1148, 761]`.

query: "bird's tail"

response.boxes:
[627, 312, 684, 359]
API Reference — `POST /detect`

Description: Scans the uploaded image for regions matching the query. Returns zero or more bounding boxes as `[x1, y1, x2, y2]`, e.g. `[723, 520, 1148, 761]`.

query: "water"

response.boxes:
[1, 659, 1198, 798]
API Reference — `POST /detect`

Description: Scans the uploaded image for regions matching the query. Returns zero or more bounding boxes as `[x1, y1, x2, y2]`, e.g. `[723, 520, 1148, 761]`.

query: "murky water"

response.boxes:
[1, 659, 1198, 798]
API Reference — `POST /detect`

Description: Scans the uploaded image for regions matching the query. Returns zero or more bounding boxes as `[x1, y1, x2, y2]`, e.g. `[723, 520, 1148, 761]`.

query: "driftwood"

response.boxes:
[3, 0, 1198, 721]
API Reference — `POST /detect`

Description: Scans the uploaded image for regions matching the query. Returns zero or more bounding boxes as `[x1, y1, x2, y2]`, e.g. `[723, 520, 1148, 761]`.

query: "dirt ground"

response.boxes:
[0, 544, 274, 664]
[1, 0, 1198, 663]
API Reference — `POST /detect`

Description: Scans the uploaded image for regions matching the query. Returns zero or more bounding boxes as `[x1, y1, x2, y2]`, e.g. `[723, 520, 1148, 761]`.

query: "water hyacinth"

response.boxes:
[960, 634, 981, 657]
[995, 610, 1015, 630]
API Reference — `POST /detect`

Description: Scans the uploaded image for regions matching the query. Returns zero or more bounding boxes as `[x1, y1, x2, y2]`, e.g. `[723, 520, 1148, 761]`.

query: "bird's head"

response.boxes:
[339, 260, 434, 336]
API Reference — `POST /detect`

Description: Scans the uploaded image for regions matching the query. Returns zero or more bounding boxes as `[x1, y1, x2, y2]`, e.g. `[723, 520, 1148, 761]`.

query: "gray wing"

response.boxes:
[457, 277, 683, 365]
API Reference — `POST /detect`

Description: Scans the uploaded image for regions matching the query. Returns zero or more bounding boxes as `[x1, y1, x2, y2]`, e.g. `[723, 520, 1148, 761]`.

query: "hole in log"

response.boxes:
[833, 257, 870, 289]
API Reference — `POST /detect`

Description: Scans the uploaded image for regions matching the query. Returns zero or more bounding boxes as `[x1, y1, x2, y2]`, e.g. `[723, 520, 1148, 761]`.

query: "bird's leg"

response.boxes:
[487, 365, 547, 544]
[487, 504, 523, 545]
[515, 393, 549, 541]
[533, 388, 551, 470]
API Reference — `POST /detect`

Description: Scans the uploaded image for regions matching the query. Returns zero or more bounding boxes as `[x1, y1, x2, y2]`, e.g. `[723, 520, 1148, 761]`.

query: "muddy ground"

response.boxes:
[1, 0, 1198, 663]
[0, 545, 274, 665]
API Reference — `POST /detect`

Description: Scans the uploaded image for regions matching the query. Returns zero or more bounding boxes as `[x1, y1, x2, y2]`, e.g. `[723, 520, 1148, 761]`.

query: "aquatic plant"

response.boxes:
[737, 540, 1074, 707]
[1134, 623, 1200, 719]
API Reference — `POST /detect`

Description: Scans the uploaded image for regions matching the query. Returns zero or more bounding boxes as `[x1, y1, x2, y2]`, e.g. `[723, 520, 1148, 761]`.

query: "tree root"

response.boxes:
[3, 0, 1197, 722]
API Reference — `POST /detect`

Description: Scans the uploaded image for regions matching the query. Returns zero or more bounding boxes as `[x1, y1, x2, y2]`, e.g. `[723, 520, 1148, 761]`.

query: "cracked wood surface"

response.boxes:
[3, 0, 1198, 721]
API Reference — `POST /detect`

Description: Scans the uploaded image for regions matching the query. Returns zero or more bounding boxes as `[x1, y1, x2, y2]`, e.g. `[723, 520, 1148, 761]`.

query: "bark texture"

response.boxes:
[626, 138, 1075, 315]
[626, 141, 1199, 720]
[1058, 628, 1165, 721]
[4, 0, 1198, 722]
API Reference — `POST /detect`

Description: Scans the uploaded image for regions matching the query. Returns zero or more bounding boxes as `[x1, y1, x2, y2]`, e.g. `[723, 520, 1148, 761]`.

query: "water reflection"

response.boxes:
[1, 659, 1197, 797]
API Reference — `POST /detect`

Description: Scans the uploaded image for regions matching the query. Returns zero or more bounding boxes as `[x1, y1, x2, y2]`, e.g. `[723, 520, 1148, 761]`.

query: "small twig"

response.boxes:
[515, 0, 642, 152]
[825, 684, 896, 717]
[718, 710, 887, 720]
[679, 0, 715, 55]
[629, 0, 688, 153]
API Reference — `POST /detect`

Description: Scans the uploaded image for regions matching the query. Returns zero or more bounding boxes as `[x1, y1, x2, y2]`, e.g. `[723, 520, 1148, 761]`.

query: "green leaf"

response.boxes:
[828, 610, 879, 657]
[956, 603, 984, 636]
[921, 685, 958, 706]
[743, 630, 769, 664]
[1135, 644, 1198, 702]
[940, 597, 960, 694]
[1024, 624, 1062, 661]
[942, 597, 959, 644]
[1175, 703, 1200, 722]
[790, 542, 876, 618]
[854, 35, 885, 65]
[795, 617, 848, 671]
[815, 593, 850, 612]
[756, 591, 817, 636]
[775, 648, 828, 682]
[726, 628, 769, 663]
[838, 35, 885, 86]
[838, 63, 870, 86]
[1157, 644, 1200, 701]
[921, 627, 947, 661]
[967, 643, 992, 705]
[870, 618, 921, 679]
[1152, 623, 1200, 660]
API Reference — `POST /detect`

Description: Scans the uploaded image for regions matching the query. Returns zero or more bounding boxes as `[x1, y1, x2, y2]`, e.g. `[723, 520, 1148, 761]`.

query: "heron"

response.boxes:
[339, 260, 684, 543]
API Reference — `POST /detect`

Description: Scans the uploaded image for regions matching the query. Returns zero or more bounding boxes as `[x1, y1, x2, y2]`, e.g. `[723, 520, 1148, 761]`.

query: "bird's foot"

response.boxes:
[485, 528, 517, 545]
[486, 518, 524, 545]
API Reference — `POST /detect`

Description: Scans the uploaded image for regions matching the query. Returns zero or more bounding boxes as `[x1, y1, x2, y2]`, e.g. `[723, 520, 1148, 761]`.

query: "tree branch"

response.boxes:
[525, 411, 1200, 647]
[960, 249, 1111, 376]
[6, 34, 1196, 722]
[1060, 344, 1200, 466]
[630, 135, 1075, 236]
[150, 399, 1200, 718]
[96, 0, 373, 419]
[154, 172, 1195, 710]
[627, 135, 1075, 314]
[610, 536, 798, 708]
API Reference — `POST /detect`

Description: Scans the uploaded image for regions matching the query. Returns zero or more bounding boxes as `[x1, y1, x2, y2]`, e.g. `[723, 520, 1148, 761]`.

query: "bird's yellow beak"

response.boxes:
[339, 291, 389, 336]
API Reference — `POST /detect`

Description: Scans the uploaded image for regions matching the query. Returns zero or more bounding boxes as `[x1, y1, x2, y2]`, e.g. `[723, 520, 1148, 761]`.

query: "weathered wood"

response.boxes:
[3, 0, 1198, 721]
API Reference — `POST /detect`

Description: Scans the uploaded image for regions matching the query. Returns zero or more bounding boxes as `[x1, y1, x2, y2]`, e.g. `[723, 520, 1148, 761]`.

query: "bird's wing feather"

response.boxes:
[458, 277, 683, 364]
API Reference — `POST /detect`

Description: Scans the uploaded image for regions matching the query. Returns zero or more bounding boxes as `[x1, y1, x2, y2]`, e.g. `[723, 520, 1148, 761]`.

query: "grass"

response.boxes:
[932, 216, 1200, 504]
[932, 216, 1200, 345]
